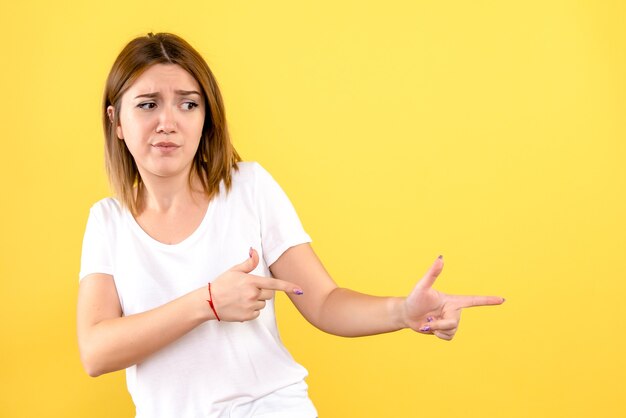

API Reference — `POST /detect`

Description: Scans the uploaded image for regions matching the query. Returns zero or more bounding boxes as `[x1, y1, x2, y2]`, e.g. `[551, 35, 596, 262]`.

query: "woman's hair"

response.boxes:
[103, 32, 240, 214]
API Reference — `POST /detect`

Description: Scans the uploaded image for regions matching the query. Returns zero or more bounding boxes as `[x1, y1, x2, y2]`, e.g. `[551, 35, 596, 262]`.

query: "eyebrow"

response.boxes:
[134, 90, 202, 99]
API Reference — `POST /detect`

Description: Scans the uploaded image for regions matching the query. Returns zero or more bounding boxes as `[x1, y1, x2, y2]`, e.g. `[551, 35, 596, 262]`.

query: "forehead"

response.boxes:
[127, 63, 201, 94]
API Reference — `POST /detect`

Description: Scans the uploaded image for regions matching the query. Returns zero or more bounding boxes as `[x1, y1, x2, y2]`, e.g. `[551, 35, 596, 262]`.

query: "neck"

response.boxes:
[137, 169, 206, 214]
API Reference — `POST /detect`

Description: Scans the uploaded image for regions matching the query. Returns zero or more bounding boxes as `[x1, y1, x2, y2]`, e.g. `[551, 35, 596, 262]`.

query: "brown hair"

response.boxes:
[103, 32, 240, 214]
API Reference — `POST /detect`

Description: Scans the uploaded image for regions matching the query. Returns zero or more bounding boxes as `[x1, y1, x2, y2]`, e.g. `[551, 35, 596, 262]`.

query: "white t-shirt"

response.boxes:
[80, 162, 318, 418]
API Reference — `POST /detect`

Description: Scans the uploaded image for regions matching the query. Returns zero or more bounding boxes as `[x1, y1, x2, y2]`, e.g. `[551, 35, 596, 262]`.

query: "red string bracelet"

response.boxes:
[207, 283, 221, 321]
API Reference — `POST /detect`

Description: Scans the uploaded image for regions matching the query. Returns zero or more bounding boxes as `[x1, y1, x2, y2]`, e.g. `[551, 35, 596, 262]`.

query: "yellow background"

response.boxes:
[1, 1, 624, 417]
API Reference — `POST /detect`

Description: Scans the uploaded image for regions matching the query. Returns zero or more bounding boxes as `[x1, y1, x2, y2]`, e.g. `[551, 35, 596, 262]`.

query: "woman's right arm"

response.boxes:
[76, 273, 213, 377]
[76, 250, 302, 377]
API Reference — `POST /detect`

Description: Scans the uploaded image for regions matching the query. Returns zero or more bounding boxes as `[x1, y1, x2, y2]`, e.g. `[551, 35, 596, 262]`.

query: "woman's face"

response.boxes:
[109, 63, 206, 182]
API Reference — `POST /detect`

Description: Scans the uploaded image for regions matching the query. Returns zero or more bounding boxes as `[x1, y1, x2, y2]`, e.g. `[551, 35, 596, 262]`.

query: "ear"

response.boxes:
[107, 105, 124, 140]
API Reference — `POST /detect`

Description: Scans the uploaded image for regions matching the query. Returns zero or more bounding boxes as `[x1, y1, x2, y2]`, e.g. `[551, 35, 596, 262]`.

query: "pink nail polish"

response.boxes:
[438, 255, 443, 260]
[249, 247, 253, 258]
[427, 317, 434, 322]
[294, 289, 304, 295]
[420, 325, 431, 332]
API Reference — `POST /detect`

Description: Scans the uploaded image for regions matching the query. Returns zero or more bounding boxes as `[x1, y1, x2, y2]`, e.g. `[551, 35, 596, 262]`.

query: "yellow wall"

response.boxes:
[1, 1, 624, 417]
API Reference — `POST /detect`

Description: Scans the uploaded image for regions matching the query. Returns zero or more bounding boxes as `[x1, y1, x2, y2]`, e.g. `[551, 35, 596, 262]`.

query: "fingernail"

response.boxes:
[294, 289, 304, 295]
[419, 325, 431, 332]
[249, 247, 253, 258]
[438, 255, 443, 260]
[427, 316, 434, 322]
[502, 298, 506, 303]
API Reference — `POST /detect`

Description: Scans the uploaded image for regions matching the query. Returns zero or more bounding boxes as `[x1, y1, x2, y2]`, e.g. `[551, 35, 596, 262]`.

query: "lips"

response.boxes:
[152, 141, 180, 150]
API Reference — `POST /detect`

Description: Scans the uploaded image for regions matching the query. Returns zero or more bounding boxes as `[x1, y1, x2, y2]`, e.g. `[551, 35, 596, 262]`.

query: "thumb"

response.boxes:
[416, 255, 444, 289]
[229, 247, 260, 273]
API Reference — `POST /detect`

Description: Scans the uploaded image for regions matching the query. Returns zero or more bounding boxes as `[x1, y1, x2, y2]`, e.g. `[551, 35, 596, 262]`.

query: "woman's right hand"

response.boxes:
[209, 248, 304, 322]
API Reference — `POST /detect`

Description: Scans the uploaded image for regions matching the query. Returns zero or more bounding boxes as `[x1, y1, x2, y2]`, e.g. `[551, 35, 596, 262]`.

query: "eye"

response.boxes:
[137, 102, 156, 110]
[181, 102, 198, 111]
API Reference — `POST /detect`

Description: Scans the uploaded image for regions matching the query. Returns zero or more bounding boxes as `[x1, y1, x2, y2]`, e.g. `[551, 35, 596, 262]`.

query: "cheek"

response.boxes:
[191, 113, 206, 138]
[116, 111, 132, 140]
[118, 112, 151, 142]
[115, 125, 124, 140]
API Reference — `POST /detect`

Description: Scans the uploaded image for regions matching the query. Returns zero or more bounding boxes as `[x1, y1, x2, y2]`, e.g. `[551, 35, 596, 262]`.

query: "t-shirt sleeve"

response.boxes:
[254, 163, 312, 267]
[79, 203, 114, 281]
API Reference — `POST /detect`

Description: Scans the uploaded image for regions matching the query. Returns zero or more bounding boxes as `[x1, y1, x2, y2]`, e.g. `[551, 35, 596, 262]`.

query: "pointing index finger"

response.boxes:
[253, 277, 304, 295]
[453, 295, 506, 308]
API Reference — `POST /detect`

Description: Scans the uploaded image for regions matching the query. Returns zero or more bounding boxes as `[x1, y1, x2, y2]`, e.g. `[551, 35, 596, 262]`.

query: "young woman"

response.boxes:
[77, 32, 505, 418]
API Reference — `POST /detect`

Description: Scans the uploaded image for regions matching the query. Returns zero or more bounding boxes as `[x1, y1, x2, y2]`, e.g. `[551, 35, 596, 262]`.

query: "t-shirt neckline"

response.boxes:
[124, 197, 216, 251]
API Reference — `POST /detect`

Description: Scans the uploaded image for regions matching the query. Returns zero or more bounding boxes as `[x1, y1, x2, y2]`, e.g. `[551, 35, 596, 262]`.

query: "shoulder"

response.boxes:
[232, 161, 269, 182]
[231, 161, 276, 190]
[88, 197, 126, 225]
[223, 162, 287, 207]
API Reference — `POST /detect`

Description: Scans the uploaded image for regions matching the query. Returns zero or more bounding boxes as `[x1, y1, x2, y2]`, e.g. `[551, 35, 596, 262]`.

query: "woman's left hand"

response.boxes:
[402, 256, 505, 341]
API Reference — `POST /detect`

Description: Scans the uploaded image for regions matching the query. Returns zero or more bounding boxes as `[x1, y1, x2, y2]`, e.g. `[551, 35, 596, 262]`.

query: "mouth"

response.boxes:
[152, 141, 180, 150]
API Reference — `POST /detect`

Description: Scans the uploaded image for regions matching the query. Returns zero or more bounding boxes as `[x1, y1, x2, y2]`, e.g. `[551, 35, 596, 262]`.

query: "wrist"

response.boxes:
[388, 297, 409, 330]
[206, 282, 221, 321]
[190, 286, 216, 322]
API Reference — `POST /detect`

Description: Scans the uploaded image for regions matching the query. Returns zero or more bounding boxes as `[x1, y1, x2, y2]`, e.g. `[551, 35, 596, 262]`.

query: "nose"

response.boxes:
[156, 106, 177, 135]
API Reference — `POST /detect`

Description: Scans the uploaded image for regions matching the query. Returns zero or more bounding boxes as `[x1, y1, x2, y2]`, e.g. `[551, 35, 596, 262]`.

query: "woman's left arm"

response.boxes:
[269, 244, 505, 340]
